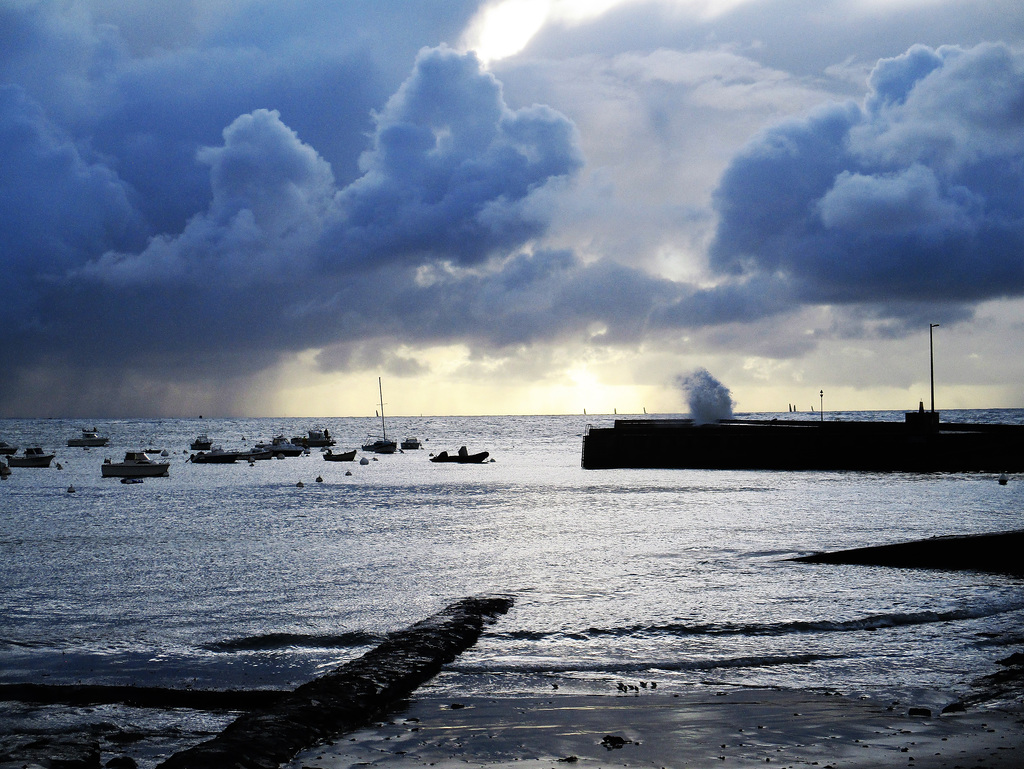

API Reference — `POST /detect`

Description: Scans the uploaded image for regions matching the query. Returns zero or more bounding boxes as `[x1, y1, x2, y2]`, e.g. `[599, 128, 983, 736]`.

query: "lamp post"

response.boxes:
[929, 323, 939, 413]
[819, 390, 823, 422]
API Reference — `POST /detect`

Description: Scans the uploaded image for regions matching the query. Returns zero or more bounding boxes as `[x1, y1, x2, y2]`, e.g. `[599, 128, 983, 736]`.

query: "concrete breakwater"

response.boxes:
[156, 594, 514, 769]
[581, 413, 1024, 471]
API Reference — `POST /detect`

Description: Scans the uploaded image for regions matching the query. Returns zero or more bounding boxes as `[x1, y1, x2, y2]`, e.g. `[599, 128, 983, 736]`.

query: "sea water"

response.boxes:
[1, 411, 1023, 743]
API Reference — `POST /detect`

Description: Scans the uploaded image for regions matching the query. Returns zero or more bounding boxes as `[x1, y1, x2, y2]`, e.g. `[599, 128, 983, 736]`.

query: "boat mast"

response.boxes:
[378, 377, 387, 440]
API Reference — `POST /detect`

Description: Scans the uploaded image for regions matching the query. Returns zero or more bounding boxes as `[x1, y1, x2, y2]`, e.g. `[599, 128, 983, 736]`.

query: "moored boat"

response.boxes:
[68, 429, 109, 447]
[323, 448, 357, 462]
[401, 437, 422, 450]
[363, 377, 397, 453]
[189, 446, 245, 463]
[429, 446, 490, 464]
[6, 447, 56, 468]
[190, 434, 213, 450]
[294, 429, 335, 448]
[0, 441, 18, 455]
[101, 451, 170, 478]
[253, 435, 305, 457]
[362, 437, 397, 454]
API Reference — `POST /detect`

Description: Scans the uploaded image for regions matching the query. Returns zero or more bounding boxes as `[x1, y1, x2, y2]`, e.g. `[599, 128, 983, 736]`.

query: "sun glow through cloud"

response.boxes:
[464, 0, 763, 63]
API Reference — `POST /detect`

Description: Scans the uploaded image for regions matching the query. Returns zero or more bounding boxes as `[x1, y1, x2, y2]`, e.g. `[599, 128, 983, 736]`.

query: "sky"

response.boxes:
[2, 0, 1023, 418]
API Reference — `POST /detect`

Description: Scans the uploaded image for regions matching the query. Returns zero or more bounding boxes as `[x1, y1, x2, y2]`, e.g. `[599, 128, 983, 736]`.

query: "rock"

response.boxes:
[601, 735, 632, 750]
[0, 737, 101, 768]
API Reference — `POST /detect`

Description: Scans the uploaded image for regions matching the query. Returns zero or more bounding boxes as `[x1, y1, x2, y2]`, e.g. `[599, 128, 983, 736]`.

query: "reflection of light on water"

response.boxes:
[3, 412, 1024, 731]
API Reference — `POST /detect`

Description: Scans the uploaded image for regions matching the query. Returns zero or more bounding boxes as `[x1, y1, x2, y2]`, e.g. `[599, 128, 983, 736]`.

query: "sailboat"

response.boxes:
[362, 377, 398, 454]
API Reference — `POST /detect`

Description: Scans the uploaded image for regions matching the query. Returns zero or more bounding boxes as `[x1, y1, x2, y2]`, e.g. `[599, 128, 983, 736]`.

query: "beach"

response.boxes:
[286, 688, 1024, 769]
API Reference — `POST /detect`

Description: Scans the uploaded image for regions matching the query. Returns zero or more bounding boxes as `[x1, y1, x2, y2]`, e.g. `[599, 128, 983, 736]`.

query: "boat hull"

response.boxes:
[68, 438, 109, 447]
[190, 453, 238, 463]
[6, 454, 55, 468]
[323, 449, 357, 461]
[362, 440, 397, 454]
[101, 463, 169, 477]
[430, 449, 489, 464]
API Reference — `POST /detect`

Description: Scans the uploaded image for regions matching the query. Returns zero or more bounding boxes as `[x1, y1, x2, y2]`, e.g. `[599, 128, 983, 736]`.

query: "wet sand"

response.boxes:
[286, 688, 1024, 769]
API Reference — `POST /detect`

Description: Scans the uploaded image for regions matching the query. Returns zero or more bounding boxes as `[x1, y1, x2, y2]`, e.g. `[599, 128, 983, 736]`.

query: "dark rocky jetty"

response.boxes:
[156, 594, 513, 769]
[791, 530, 1024, 576]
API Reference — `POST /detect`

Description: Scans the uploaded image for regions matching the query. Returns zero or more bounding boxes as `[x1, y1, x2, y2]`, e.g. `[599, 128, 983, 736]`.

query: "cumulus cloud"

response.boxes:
[330, 46, 583, 269]
[709, 42, 1024, 310]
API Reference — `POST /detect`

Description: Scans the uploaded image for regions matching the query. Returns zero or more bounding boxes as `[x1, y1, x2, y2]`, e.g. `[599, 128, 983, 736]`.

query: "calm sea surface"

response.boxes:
[2, 410, 1023, 755]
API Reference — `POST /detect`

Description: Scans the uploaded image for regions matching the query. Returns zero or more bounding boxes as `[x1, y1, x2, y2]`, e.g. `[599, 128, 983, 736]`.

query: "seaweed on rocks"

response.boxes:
[156, 594, 514, 769]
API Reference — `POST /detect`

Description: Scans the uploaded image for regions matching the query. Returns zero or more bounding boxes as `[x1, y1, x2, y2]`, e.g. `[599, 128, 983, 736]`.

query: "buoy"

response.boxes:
[55, 462, 63, 470]
[998, 473, 1009, 485]
[315, 475, 323, 483]
[67, 485, 75, 493]
[296, 480, 304, 488]
[359, 457, 369, 465]
[345, 470, 352, 476]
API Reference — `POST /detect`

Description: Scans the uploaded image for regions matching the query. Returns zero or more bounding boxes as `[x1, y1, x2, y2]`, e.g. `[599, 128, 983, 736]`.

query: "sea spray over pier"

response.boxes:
[677, 368, 734, 424]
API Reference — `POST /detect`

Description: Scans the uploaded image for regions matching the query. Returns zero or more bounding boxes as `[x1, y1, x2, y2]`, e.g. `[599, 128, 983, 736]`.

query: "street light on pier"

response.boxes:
[929, 323, 940, 413]
[819, 390, 824, 422]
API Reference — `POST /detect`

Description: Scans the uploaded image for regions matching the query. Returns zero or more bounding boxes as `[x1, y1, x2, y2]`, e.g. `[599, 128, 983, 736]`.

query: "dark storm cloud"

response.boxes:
[0, 84, 142, 322]
[1, 42, 592, 408]
[709, 42, 1024, 313]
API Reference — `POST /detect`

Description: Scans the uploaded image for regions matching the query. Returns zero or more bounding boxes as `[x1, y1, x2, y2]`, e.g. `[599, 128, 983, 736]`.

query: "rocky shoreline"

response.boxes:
[791, 529, 1024, 575]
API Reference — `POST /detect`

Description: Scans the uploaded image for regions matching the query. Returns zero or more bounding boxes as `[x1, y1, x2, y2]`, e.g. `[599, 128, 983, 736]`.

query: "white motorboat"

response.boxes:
[253, 435, 305, 457]
[68, 429, 109, 447]
[101, 451, 170, 478]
